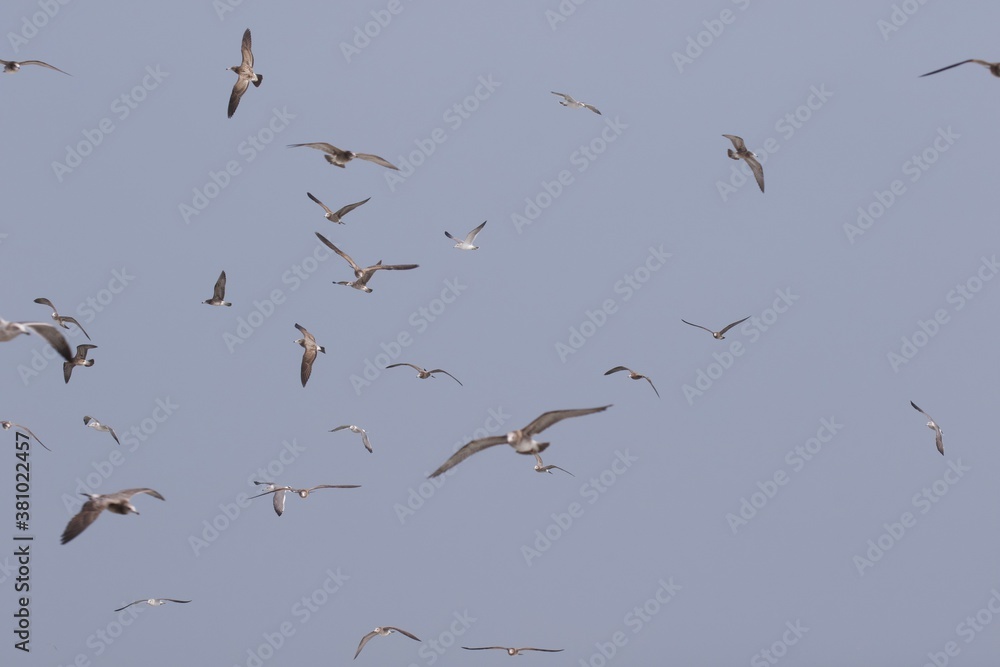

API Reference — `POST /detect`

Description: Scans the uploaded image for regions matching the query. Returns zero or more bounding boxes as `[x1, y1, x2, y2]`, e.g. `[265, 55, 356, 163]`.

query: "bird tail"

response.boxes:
[253, 73, 263, 87]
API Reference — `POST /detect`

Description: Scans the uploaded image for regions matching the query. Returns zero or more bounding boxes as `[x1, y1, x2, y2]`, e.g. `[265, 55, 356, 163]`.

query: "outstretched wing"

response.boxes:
[522, 405, 612, 436]
[428, 436, 508, 478]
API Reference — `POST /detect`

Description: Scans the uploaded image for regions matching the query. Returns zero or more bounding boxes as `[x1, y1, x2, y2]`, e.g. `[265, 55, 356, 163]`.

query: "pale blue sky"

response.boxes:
[3, 1, 1000, 665]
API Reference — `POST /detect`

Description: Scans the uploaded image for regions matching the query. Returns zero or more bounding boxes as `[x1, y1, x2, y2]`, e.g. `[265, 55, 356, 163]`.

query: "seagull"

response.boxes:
[288, 143, 399, 170]
[385, 362, 463, 386]
[33, 298, 91, 340]
[251, 484, 361, 516]
[462, 646, 564, 656]
[293, 323, 325, 388]
[920, 59, 1000, 78]
[910, 401, 944, 455]
[722, 134, 764, 193]
[203, 271, 231, 306]
[1, 58, 69, 75]
[114, 599, 191, 613]
[306, 192, 371, 224]
[551, 91, 601, 114]
[445, 220, 487, 250]
[429, 405, 611, 478]
[354, 626, 421, 659]
[63, 344, 97, 383]
[1, 421, 51, 451]
[227, 28, 262, 118]
[681, 317, 750, 340]
[61, 488, 165, 544]
[330, 425, 373, 453]
[533, 453, 573, 476]
[0, 317, 73, 361]
[84, 416, 121, 446]
[315, 232, 418, 293]
[604, 366, 659, 398]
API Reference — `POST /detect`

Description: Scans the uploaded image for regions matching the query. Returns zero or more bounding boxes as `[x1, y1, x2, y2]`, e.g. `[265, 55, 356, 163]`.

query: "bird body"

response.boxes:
[293, 323, 325, 387]
[722, 134, 764, 193]
[228, 28, 262, 118]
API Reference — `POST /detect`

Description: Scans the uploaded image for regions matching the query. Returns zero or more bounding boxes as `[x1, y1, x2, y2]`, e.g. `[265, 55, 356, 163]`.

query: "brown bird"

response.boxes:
[1, 421, 51, 451]
[385, 362, 462, 386]
[354, 626, 421, 659]
[910, 401, 944, 455]
[462, 646, 564, 656]
[227, 28, 262, 118]
[920, 59, 1000, 78]
[63, 344, 97, 383]
[1, 58, 69, 75]
[61, 488, 165, 544]
[293, 324, 325, 387]
[722, 134, 764, 193]
[33, 298, 91, 340]
[288, 143, 399, 170]
[681, 317, 749, 340]
[604, 366, 659, 398]
[315, 232, 418, 293]
[306, 192, 370, 224]
[203, 271, 231, 306]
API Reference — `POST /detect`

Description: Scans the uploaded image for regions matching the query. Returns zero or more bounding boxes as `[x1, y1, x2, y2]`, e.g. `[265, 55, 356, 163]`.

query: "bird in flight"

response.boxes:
[63, 344, 97, 383]
[354, 626, 421, 659]
[288, 143, 399, 170]
[114, 598, 191, 613]
[1, 421, 51, 451]
[33, 298, 91, 340]
[251, 483, 360, 516]
[681, 317, 749, 340]
[227, 28, 262, 118]
[330, 425, 373, 453]
[306, 192, 370, 224]
[533, 453, 573, 476]
[293, 323, 325, 387]
[315, 232, 418, 293]
[722, 134, 764, 193]
[462, 646, 564, 656]
[203, 271, 231, 306]
[1, 58, 69, 75]
[920, 59, 1000, 78]
[84, 416, 121, 445]
[604, 366, 659, 398]
[445, 220, 487, 250]
[61, 488, 165, 544]
[910, 401, 944, 455]
[551, 91, 601, 114]
[385, 362, 463, 386]
[429, 406, 611, 478]
[0, 317, 73, 361]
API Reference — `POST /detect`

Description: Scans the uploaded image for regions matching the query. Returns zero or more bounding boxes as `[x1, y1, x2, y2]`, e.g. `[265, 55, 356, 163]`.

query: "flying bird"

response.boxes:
[227, 28, 262, 118]
[354, 626, 421, 659]
[385, 362, 463, 386]
[113, 599, 191, 613]
[533, 453, 573, 476]
[604, 366, 659, 398]
[251, 484, 361, 516]
[203, 271, 231, 306]
[293, 323, 325, 387]
[315, 232, 418, 293]
[63, 344, 97, 383]
[0, 317, 73, 361]
[84, 415, 121, 446]
[429, 405, 611, 478]
[33, 298, 91, 340]
[551, 91, 601, 114]
[1, 58, 69, 75]
[722, 134, 764, 193]
[910, 401, 944, 455]
[445, 220, 487, 250]
[306, 192, 371, 224]
[681, 317, 749, 340]
[61, 488, 165, 544]
[288, 143, 399, 170]
[920, 59, 1000, 78]
[462, 646, 564, 656]
[330, 425, 373, 453]
[1, 421, 51, 451]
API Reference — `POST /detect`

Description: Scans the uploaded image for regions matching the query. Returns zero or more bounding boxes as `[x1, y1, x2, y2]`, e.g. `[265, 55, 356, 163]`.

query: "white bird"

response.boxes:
[385, 362, 463, 386]
[722, 134, 764, 193]
[33, 298, 91, 340]
[533, 453, 573, 476]
[463, 646, 564, 656]
[551, 91, 601, 114]
[227, 28, 262, 118]
[1, 421, 51, 451]
[203, 271, 231, 306]
[293, 323, 325, 387]
[604, 366, 659, 398]
[306, 192, 370, 224]
[61, 488, 165, 544]
[315, 232, 418, 293]
[0, 317, 73, 361]
[63, 344, 97, 383]
[429, 406, 611, 478]
[681, 317, 750, 340]
[114, 598, 191, 613]
[288, 143, 399, 170]
[1, 58, 69, 75]
[920, 59, 1000, 78]
[910, 401, 944, 455]
[251, 484, 361, 516]
[84, 416, 121, 446]
[354, 626, 421, 659]
[445, 220, 487, 250]
[330, 425, 373, 453]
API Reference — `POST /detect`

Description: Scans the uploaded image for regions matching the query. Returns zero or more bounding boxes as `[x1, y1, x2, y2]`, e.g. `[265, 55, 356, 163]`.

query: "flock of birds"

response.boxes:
[0, 24, 972, 661]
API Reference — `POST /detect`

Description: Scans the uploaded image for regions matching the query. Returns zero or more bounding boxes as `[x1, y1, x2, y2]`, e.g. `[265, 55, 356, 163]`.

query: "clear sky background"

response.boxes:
[3, 1, 1000, 665]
